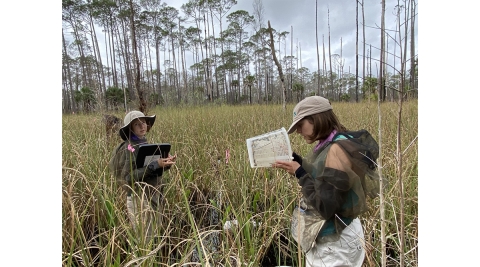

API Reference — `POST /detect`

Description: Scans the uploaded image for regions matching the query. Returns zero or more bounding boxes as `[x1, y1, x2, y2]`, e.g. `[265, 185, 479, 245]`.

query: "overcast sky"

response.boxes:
[160, 0, 419, 77]
[62, 0, 419, 78]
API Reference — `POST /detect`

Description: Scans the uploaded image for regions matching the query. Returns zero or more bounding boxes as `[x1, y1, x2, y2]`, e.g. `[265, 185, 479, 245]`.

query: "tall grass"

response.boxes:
[62, 101, 418, 267]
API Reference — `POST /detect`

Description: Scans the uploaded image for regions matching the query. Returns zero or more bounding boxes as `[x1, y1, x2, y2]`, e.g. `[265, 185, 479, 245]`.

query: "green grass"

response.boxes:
[62, 101, 418, 267]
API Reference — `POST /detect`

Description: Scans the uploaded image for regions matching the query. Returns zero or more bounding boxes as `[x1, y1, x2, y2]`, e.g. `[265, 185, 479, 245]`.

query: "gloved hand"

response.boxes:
[292, 152, 302, 165]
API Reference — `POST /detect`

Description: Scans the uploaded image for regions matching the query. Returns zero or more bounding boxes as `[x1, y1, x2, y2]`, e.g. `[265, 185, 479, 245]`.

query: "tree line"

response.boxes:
[62, 0, 417, 114]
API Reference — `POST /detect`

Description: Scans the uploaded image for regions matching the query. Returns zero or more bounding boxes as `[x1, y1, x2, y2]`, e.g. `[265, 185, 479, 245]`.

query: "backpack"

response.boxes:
[108, 141, 127, 185]
[333, 129, 381, 198]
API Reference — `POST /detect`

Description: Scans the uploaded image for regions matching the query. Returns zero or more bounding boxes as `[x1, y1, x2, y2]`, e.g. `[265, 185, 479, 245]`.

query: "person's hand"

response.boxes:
[168, 153, 177, 161]
[272, 160, 300, 176]
[157, 154, 176, 168]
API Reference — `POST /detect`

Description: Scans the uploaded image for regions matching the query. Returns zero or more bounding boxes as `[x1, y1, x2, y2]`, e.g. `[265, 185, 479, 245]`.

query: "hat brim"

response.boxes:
[287, 115, 304, 134]
[119, 115, 156, 140]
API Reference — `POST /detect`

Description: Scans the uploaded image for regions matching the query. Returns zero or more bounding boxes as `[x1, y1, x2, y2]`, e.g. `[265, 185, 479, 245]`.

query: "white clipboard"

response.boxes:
[246, 127, 293, 168]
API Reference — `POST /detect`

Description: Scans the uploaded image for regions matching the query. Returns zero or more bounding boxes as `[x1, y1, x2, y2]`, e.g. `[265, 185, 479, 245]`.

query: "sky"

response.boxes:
[2, 0, 480, 266]
[161, 0, 419, 77]
[62, 0, 418, 78]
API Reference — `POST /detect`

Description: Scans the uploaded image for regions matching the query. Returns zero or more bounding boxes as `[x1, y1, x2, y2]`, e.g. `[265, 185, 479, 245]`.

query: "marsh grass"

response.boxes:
[62, 101, 418, 267]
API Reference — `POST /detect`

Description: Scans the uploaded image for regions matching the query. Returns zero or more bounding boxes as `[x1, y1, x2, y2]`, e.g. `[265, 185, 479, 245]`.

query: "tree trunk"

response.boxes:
[267, 21, 286, 110]
[62, 29, 76, 112]
[170, 33, 179, 103]
[316, 0, 321, 96]
[362, 0, 366, 101]
[219, 16, 227, 102]
[104, 26, 111, 89]
[290, 25, 293, 102]
[155, 35, 162, 99]
[147, 34, 154, 103]
[203, 14, 212, 101]
[128, 0, 146, 113]
[208, 8, 219, 99]
[108, 16, 118, 88]
[119, 18, 134, 102]
[113, 21, 127, 110]
[369, 44, 372, 80]
[264, 46, 269, 104]
[180, 19, 188, 104]
[177, 36, 182, 103]
[67, 17, 89, 87]
[355, 0, 359, 102]
[89, 17, 106, 103]
[328, 9, 334, 100]
[323, 34, 327, 97]
[410, 0, 416, 98]
[264, 53, 268, 104]
[340, 37, 343, 100]
[379, 0, 386, 102]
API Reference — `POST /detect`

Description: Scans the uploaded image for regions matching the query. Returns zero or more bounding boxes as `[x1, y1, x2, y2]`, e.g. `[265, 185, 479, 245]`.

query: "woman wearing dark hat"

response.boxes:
[110, 110, 176, 241]
[273, 96, 380, 267]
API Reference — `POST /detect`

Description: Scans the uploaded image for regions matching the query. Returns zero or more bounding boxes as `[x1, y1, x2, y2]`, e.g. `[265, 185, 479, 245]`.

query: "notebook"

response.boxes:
[135, 143, 171, 167]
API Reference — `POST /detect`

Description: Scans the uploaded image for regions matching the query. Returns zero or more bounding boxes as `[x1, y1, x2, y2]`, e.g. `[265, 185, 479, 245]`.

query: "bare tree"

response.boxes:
[328, 8, 334, 100]
[323, 34, 327, 97]
[355, 0, 359, 102]
[179, 18, 188, 102]
[62, 29, 76, 113]
[252, 0, 265, 103]
[316, 0, 321, 96]
[362, 0, 366, 100]
[410, 0, 417, 98]
[128, 0, 147, 113]
[267, 21, 286, 110]
[203, 13, 212, 101]
[339, 37, 344, 100]
[290, 25, 293, 102]
[378, 0, 386, 102]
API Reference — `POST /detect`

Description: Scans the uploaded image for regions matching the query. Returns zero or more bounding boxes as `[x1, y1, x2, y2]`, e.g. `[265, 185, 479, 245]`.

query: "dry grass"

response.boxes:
[62, 100, 418, 267]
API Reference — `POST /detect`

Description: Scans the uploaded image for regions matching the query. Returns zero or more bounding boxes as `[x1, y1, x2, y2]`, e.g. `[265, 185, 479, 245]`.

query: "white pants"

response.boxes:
[126, 194, 161, 243]
[305, 218, 365, 267]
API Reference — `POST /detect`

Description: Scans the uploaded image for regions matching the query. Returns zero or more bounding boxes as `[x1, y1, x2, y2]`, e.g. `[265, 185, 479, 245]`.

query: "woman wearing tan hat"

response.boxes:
[273, 96, 379, 267]
[109, 110, 176, 242]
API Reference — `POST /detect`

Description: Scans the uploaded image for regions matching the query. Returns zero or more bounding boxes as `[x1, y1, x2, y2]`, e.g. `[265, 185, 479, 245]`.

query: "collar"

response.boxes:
[314, 130, 337, 152]
[130, 134, 148, 144]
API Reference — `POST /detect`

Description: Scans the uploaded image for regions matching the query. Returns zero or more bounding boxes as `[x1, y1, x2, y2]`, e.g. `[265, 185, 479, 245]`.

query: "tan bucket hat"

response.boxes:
[287, 96, 332, 134]
[119, 110, 156, 140]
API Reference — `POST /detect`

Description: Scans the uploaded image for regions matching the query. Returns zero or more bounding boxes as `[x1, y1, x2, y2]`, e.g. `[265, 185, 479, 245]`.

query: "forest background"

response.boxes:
[61, 0, 418, 112]
[1, 0, 479, 266]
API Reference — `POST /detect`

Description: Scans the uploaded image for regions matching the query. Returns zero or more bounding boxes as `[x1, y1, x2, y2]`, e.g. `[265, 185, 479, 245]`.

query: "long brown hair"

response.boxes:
[305, 109, 347, 141]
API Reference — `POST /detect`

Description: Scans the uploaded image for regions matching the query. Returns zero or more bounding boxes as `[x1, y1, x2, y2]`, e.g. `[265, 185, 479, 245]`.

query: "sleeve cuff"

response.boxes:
[295, 166, 307, 179]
